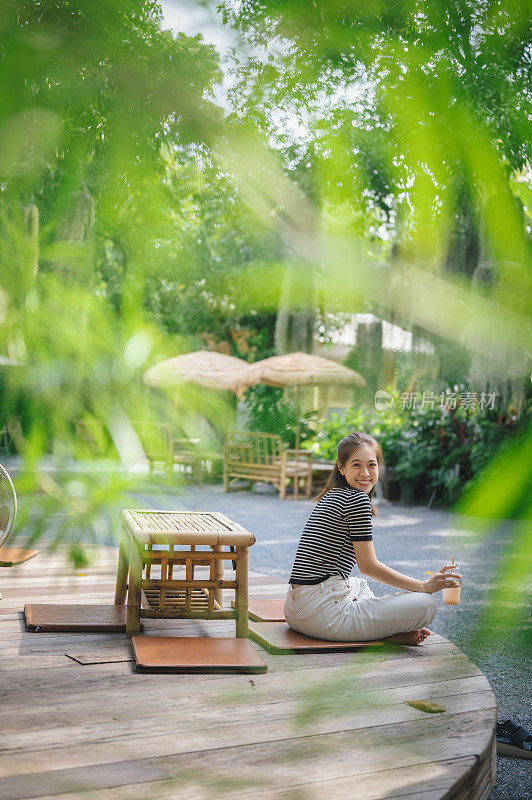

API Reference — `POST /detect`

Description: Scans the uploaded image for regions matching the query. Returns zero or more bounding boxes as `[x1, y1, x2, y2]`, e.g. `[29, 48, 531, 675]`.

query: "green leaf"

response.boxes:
[406, 700, 446, 713]
[456, 421, 532, 530]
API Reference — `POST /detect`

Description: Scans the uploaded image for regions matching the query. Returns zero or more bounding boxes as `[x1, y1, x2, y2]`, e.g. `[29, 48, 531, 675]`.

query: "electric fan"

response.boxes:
[0, 463, 17, 548]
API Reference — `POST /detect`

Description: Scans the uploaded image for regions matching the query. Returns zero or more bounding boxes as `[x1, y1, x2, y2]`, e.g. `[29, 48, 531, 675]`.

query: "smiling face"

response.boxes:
[338, 444, 380, 493]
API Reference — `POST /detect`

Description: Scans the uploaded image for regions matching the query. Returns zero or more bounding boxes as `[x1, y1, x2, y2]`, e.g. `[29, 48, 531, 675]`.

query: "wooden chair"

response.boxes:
[134, 421, 173, 474]
[311, 459, 335, 493]
[223, 430, 313, 499]
[73, 418, 108, 455]
[134, 422, 205, 482]
[0, 415, 22, 454]
[171, 437, 204, 484]
[380, 464, 400, 500]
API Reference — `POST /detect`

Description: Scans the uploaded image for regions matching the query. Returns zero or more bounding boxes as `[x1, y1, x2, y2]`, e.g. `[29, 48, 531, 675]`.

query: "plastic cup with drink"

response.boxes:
[442, 555, 462, 605]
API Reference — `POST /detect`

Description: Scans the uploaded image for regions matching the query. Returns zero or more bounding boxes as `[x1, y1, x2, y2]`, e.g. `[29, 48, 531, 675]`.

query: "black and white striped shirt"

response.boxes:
[289, 487, 373, 585]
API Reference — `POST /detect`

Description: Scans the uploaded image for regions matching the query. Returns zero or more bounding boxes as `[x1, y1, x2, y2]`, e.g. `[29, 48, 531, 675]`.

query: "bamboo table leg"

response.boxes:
[234, 545, 249, 638]
[213, 543, 224, 609]
[114, 523, 130, 605]
[126, 537, 143, 638]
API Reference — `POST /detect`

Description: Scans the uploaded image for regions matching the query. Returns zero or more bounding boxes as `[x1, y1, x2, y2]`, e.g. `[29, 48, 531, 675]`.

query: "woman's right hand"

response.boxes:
[421, 564, 462, 594]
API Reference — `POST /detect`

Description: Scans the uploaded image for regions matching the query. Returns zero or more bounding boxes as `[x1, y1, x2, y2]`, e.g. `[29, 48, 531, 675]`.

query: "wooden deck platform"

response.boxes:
[0, 546, 497, 800]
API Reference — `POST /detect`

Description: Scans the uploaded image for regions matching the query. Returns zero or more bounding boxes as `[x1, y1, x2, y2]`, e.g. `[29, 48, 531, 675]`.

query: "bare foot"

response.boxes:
[384, 628, 432, 646]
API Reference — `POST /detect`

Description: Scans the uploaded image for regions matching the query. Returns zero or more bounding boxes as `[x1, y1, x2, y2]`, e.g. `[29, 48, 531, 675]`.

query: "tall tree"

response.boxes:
[0, 1, 226, 558]
[220, 0, 532, 401]
[0, 0, 222, 283]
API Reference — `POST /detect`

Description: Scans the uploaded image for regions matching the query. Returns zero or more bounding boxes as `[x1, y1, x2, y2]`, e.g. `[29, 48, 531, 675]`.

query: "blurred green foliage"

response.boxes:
[0, 0, 529, 657]
[0, 1, 228, 555]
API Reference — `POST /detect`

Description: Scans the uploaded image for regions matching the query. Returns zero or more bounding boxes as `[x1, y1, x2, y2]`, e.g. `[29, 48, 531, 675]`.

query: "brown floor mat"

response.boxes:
[24, 604, 142, 632]
[231, 596, 286, 622]
[131, 636, 268, 673]
[249, 622, 384, 653]
[0, 547, 38, 567]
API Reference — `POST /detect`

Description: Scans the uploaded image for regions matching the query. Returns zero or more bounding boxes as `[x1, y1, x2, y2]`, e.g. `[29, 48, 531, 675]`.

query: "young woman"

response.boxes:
[284, 431, 461, 645]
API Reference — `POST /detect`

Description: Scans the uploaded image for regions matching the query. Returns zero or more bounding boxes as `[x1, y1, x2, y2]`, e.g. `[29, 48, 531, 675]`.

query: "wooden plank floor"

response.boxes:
[0, 546, 497, 800]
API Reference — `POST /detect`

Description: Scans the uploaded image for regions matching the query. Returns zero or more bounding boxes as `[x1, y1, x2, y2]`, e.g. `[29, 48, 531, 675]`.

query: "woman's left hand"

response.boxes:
[421, 564, 462, 594]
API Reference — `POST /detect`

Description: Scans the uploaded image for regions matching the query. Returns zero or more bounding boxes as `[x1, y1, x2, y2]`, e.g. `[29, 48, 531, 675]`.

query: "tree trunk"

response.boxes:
[443, 186, 481, 280]
[0, 202, 39, 306]
[23, 203, 39, 283]
[469, 258, 529, 410]
[467, 193, 530, 411]
[53, 189, 95, 285]
[275, 261, 316, 354]
[354, 318, 383, 404]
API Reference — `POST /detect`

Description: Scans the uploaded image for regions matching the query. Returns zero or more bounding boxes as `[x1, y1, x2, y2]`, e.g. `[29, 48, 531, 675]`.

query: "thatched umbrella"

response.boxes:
[143, 350, 250, 393]
[241, 351, 365, 390]
[143, 351, 252, 465]
[241, 352, 366, 491]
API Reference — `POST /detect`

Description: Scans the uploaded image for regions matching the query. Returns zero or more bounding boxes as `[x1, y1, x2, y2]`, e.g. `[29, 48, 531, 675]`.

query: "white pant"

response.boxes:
[284, 575, 438, 641]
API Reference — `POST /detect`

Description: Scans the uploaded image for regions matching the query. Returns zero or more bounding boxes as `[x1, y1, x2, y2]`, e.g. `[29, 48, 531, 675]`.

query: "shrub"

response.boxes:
[308, 385, 525, 506]
[243, 384, 318, 449]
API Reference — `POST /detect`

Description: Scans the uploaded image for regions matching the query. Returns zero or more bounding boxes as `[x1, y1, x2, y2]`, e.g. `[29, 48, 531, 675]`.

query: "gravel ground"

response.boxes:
[139, 482, 531, 800]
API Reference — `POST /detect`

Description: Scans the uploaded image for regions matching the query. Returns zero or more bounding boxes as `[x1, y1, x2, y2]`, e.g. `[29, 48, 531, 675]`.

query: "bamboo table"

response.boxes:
[115, 510, 256, 638]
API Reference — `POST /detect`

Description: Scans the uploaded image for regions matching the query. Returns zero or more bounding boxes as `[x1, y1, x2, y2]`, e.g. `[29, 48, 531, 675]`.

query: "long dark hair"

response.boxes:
[316, 431, 383, 516]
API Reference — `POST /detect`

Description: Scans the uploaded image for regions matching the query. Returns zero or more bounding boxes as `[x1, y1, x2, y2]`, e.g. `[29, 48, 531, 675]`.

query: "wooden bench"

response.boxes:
[223, 430, 313, 499]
